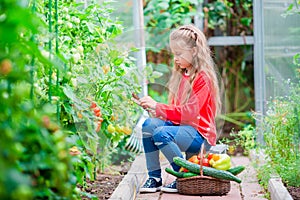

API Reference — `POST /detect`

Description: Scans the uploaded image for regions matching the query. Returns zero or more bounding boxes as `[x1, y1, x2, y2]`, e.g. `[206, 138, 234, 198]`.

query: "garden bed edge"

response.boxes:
[109, 154, 147, 200]
[249, 150, 294, 200]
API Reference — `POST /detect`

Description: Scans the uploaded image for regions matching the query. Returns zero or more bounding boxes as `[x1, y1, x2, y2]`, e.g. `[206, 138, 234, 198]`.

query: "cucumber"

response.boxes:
[165, 167, 198, 178]
[173, 157, 241, 183]
[227, 166, 245, 175]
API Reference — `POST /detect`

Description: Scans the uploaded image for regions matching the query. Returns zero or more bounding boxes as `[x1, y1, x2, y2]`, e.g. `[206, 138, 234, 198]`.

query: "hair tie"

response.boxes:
[179, 27, 198, 41]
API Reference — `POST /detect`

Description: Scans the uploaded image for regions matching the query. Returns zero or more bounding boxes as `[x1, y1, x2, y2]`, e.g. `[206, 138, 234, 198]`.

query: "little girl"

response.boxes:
[138, 24, 221, 193]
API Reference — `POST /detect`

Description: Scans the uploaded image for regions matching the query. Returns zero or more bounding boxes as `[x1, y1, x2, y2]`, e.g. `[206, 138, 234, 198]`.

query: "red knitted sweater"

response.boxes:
[155, 71, 217, 146]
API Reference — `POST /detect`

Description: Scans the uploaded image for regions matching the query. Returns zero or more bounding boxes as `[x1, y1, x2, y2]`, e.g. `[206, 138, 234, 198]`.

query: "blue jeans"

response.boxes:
[142, 117, 208, 179]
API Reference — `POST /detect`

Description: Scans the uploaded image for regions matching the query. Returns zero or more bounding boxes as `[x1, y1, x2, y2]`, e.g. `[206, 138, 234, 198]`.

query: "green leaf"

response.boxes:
[240, 17, 252, 27]
[151, 71, 163, 79]
[62, 85, 87, 110]
[189, 0, 203, 5]
[293, 53, 300, 66]
[158, 2, 169, 10]
[149, 77, 155, 83]
[115, 67, 125, 76]
[113, 57, 124, 66]
[86, 22, 95, 34]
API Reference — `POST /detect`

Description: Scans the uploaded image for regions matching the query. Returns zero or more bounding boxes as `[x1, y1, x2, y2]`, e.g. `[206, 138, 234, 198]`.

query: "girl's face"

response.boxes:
[170, 40, 193, 70]
[172, 50, 192, 70]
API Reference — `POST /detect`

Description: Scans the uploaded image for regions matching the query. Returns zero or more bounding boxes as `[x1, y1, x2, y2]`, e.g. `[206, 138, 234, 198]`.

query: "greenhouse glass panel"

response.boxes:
[263, 0, 300, 100]
[112, 0, 148, 96]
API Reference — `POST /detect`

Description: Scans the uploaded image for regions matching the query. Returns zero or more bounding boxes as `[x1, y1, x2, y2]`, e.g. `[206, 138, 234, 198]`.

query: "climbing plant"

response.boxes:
[0, 0, 76, 199]
[0, 0, 143, 198]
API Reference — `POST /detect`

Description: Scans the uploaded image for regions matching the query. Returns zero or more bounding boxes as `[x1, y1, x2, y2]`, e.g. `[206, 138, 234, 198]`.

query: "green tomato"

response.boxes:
[12, 185, 32, 200]
[107, 124, 115, 133]
[56, 163, 67, 177]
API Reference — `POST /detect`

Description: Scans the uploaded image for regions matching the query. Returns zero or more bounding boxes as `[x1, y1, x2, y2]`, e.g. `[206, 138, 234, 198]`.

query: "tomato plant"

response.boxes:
[0, 1, 77, 199]
[0, 0, 163, 198]
[31, 0, 143, 184]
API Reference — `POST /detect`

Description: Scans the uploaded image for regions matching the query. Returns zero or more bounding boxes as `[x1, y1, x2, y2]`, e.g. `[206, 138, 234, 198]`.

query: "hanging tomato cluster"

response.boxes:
[90, 101, 103, 132]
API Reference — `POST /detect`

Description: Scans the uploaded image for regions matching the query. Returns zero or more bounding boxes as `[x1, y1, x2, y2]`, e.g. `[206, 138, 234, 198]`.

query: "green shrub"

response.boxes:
[221, 124, 256, 155]
[0, 0, 76, 198]
[257, 0, 300, 188]
[258, 78, 300, 187]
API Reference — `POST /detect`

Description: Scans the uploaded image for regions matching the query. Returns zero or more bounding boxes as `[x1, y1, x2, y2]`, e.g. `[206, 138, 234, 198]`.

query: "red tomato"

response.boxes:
[202, 158, 210, 167]
[93, 107, 101, 117]
[0, 59, 12, 75]
[42, 116, 50, 129]
[179, 167, 189, 172]
[90, 102, 97, 109]
[197, 154, 206, 160]
[207, 153, 214, 161]
[188, 155, 200, 164]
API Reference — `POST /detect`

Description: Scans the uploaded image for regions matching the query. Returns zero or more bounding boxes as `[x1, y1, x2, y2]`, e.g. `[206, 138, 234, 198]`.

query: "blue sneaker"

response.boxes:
[161, 181, 178, 193]
[140, 178, 162, 193]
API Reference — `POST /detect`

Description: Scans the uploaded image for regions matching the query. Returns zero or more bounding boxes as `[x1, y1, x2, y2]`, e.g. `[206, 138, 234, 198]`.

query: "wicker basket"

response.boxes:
[177, 175, 230, 195]
[176, 144, 231, 195]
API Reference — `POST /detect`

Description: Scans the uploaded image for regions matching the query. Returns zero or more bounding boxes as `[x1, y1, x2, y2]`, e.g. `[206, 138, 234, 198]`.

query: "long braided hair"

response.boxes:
[167, 24, 221, 116]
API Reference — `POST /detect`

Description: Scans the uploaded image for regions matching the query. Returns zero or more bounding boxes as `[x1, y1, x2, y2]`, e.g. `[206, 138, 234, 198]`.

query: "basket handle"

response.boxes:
[198, 143, 205, 176]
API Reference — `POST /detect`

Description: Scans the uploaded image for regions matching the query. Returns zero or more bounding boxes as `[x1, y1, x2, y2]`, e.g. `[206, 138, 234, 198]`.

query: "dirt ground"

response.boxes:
[287, 186, 300, 200]
[80, 162, 131, 199]
[82, 174, 124, 199]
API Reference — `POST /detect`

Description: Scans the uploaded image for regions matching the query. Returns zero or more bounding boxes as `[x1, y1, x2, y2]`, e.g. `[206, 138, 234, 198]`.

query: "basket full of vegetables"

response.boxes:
[166, 145, 245, 195]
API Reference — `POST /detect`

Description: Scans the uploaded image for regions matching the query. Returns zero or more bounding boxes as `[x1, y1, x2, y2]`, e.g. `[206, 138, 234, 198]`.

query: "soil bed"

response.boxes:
[287, 185, 300, 200]
[80, 162, 131, 199]
[81, 174, 124, 199]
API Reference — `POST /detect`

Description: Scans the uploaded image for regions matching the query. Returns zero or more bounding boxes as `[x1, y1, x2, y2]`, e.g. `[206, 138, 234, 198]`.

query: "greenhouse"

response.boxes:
[0, 0, 299, 199]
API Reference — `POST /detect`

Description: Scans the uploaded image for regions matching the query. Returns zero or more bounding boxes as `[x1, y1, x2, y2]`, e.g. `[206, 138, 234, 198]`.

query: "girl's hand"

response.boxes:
[147, 109, 156, 117]
[139, 96, 157, 110]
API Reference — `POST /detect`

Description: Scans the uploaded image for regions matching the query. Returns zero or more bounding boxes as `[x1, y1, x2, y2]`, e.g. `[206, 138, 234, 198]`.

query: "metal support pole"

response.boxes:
[133, 0, 148, 97]
[194, 3, 204, 30]
[253, 0, 266, 144]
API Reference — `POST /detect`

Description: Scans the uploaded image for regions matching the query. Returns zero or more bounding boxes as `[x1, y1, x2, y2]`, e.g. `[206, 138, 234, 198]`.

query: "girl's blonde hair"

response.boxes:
[167, 24, 221, 116]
